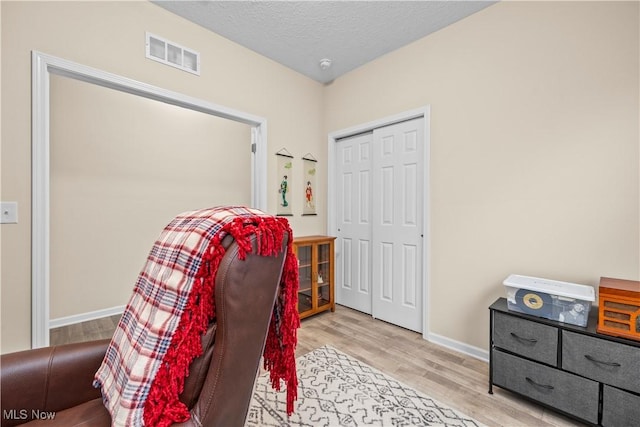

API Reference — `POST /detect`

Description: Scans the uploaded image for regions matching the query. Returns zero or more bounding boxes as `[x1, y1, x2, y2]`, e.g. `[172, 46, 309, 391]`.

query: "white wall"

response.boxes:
[324, 1, 639, 351]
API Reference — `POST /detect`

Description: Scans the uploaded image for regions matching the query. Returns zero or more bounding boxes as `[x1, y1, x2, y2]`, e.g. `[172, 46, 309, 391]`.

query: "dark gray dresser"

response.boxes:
[489, 298, 640, 426]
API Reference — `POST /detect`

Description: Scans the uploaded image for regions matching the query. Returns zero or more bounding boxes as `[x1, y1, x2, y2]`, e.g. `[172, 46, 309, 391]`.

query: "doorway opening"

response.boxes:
[32, 51, 267, 347]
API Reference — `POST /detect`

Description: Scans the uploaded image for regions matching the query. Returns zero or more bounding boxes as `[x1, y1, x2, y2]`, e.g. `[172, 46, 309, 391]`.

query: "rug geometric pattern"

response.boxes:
[245, 346, 484, 427]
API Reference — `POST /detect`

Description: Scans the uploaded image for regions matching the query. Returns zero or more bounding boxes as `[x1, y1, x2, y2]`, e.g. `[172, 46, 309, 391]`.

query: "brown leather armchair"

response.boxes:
[1, 234, 288, 427]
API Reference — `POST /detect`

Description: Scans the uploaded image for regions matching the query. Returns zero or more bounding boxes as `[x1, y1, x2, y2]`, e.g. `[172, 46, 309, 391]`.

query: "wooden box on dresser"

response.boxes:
[292, 236, 336, 319]
[489, 298, 640, 426]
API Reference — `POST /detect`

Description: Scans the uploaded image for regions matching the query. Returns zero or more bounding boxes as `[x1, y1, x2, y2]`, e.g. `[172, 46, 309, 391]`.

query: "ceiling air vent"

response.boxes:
[145, 32, 200, 75]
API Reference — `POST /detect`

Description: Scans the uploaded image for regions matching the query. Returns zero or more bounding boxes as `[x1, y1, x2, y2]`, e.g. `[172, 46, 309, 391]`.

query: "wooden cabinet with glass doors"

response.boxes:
[292, 236, 336, 319]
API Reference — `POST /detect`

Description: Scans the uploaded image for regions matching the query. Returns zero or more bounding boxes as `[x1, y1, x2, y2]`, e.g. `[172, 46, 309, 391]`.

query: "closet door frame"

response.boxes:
[327, 106, 431, 340]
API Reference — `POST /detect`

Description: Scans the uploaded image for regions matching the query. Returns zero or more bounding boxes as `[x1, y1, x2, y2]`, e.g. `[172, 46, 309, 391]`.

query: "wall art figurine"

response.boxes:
[302, 153, 317, 216]
[276, 148, 293, 216]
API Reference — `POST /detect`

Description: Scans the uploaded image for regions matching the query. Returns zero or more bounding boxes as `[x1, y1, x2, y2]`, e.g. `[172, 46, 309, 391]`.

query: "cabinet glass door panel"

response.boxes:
[317, 243, 331, 286]
[318, 243, 331, 265]
[298, 290, 312, 313]
[318, 284, 331, 308]
[316, 243, 332, 309]
[297, 245, 312, 313]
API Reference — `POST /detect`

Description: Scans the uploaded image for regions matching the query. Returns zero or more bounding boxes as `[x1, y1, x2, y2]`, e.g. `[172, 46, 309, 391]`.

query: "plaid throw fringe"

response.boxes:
[93, 206, 299, 426]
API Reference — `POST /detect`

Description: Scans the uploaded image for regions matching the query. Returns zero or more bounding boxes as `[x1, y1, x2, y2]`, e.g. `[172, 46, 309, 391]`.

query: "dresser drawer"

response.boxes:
[492, 349, 599, 424]
[601, 385, 640, 427]
[493, 311, 558, 366]
[562, 330, 640, 394]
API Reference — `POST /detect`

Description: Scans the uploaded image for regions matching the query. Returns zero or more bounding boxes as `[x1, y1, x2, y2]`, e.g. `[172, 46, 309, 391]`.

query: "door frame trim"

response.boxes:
[327, 106, 431, 340]
[31, 51, 267, 348]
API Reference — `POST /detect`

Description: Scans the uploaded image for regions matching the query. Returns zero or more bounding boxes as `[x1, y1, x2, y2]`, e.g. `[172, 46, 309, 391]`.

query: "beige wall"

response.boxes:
[50, 75, 253, 319]
[1, 1, 325, 352]
[325, 1, 639, 350]
[2, 1, 638, 355]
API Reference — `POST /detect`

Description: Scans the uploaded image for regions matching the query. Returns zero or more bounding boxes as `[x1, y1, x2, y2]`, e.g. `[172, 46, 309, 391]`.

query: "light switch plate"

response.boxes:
[1, 202, 18, 224]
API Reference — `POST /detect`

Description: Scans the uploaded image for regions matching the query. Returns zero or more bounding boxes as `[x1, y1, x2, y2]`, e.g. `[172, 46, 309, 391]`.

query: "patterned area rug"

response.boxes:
[246, 346, 484, 427]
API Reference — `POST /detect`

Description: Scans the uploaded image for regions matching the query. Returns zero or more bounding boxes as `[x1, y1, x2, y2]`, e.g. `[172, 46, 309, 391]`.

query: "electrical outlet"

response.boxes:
[1, 202, 18, 224]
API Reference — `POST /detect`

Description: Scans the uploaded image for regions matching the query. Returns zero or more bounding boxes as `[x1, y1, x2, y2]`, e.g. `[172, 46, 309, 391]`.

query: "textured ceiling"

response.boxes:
[152, 1, 496, 84]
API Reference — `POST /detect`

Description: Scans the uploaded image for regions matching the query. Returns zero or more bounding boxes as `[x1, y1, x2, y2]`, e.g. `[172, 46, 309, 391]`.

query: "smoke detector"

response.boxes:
[319, 58, 332, 70]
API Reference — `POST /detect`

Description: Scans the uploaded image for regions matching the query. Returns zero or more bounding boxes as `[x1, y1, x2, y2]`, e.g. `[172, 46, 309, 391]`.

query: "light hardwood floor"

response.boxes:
[50, 314, 121, 346]
[50, 305, 585, 427]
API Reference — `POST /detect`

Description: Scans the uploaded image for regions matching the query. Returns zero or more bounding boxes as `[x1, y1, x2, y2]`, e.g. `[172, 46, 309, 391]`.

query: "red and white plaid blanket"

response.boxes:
[93, 206, 299, 426]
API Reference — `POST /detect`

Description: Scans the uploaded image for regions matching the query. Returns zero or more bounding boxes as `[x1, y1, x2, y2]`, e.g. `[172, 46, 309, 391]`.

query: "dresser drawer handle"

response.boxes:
[584, 354, 621, 367]
[510, 332, 538, 343]
[525, 377, 554, 390]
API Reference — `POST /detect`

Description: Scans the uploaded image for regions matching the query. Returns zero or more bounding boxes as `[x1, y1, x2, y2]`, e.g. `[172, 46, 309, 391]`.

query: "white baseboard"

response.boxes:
[49, 305, 126, 329]
[427, 332, 489, 363]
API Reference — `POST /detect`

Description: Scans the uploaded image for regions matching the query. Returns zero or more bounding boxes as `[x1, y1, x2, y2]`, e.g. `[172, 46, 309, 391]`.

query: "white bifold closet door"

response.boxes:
[336, 118, 424, 332]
